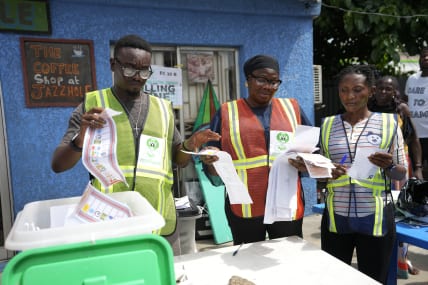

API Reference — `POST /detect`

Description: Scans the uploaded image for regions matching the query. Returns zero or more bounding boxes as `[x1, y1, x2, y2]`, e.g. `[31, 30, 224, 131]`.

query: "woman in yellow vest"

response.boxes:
[51, 34, 221, 254]
[291, 65, 407, 284]
[369, 75, 423, 278]
[201, 55, 310, 245]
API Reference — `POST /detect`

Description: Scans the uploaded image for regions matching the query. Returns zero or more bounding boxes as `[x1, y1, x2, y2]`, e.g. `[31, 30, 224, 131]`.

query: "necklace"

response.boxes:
[121, 92, 144, 138]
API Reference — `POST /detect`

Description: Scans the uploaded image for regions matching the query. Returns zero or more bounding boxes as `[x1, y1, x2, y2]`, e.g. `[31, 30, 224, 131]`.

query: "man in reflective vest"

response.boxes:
[52, 34, 220, 254]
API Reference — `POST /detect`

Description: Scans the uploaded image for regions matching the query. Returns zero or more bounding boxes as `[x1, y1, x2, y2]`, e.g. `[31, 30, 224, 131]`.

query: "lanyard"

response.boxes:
[340, 114, 372, 217]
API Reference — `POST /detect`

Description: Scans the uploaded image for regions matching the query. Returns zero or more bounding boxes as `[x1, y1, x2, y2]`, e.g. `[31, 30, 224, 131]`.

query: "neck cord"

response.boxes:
[341, 114, 372, 217]
[116, 91, 144, 138]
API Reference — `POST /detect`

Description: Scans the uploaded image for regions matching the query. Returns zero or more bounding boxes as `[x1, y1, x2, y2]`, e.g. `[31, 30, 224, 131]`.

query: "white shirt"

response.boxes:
[405, 71, 428, 138]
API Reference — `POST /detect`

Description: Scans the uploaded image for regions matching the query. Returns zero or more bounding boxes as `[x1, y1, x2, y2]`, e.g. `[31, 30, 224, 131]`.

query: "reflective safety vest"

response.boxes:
[85, 88, 176, 235]
[221, 98, 304, 218]
[321, 113, 397, 236]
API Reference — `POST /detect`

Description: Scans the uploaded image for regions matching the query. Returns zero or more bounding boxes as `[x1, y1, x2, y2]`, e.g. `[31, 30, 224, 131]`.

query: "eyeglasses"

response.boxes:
[114, 58, 153, 79]
[249, 74, 282, 89]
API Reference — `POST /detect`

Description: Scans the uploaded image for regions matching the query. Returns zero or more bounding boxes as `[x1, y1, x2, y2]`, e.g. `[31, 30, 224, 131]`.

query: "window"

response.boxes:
[152, 46, 239, 136]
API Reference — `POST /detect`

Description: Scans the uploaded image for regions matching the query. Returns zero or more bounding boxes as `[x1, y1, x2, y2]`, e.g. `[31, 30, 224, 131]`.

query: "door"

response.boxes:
[0, 79, 14, 260]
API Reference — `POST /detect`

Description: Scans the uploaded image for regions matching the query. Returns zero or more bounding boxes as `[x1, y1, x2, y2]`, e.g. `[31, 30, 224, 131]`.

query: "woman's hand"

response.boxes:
[368, 151, 393, 169]
[331, 163, 347, 179]
[288, 156, 308, 172]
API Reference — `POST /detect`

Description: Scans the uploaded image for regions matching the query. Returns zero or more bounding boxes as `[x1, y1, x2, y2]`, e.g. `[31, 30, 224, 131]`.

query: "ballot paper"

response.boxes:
[296, 153, 335, 178]
[73, 183, 133, 223]
[213, 151, 253, 205]
[347, 147, 383, 180]
[82, 108, 128, 189]
[284, 125, 320, 154]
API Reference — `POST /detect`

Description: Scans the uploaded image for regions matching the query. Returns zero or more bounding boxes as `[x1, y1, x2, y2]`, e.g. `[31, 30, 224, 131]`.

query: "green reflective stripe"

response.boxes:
[321, 116, 334, 159]
[158, 99, 170, 170]
[373, 195, 383, 236]
[326, 189, 337, 232]
[228, 101, 246, 160]
[278, 98, 298, 131]
[328, 174, 386, 191]
[237, 168, 251, 217]
[233, 155, 268, 169]
[135, 167, 174, 183]
[380, 113, 395, 149]
[92, 180, 114, 193]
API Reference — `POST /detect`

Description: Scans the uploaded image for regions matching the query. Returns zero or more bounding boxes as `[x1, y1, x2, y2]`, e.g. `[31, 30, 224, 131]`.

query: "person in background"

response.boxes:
[51, 34, 220, 254]
[370, 75, 423, 181]
[200, 54, 311, 245]
[405, 47, 428, 178]
[370, 75, 422, 278]
[290, 65, 407, 283]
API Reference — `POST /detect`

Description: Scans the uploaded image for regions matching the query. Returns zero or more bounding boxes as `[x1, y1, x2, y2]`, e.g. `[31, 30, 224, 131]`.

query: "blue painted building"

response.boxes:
[0, 0, 321, 251]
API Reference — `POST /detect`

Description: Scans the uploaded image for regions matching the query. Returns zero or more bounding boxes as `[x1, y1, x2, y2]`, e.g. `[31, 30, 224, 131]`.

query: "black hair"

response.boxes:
[113, 34, 152, 58]
[243, 54, 279, 78]
[336, 64, 376, 87]
[368, 75, 402, 113]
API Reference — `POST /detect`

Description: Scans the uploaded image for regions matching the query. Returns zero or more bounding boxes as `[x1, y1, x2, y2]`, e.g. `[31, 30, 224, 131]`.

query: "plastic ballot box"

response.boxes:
[2, 234, 175, 285]
[5, 191, 165, 251]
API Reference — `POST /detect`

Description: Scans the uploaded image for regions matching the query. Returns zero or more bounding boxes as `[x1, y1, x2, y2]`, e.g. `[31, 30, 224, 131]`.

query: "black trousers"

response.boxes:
[321, 203, 396, 284]
[225, 198, 303, 245]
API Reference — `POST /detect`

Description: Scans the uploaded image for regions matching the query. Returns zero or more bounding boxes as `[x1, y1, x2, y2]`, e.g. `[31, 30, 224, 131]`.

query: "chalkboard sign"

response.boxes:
[20, 37, 97, 107]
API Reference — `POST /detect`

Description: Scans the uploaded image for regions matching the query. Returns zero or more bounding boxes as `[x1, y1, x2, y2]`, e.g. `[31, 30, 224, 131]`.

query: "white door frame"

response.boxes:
[0, 79, 14, 260]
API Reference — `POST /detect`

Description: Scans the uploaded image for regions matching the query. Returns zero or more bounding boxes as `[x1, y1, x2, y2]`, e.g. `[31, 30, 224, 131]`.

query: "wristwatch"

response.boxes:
[69, 133, 82, 152]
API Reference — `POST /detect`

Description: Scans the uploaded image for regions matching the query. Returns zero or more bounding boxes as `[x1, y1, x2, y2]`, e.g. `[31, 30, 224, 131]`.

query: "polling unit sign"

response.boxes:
[20, 37, 97, 107]
[143, 65, 182, 108]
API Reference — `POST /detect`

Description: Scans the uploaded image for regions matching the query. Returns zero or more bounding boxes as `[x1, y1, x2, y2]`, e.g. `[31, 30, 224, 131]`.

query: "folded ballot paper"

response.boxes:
[50, 183, 133, 227]
[296, 152, 335, 178]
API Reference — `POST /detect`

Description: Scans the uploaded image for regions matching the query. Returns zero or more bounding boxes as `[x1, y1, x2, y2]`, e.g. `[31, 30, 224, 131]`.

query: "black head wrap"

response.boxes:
[243, 55, 280, 78]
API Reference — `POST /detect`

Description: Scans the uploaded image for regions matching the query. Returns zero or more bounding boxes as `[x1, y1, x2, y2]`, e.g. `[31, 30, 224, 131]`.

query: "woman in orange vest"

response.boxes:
[201, 55, 311, 245]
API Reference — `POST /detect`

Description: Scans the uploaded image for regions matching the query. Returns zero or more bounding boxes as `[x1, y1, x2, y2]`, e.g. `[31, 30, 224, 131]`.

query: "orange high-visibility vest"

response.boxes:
[221, 98, 304, 218]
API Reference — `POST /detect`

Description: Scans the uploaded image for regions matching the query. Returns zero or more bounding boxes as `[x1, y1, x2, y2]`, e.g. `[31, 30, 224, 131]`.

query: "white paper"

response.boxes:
[264, 152, 299, 224]
[212, 151, 253, 204]
[347, 147, 382, 180]
[175, 196, 191, 210]
[297, 153, 335, 178]
[285, 125, 320, 154]
[50, 204, 82, 228]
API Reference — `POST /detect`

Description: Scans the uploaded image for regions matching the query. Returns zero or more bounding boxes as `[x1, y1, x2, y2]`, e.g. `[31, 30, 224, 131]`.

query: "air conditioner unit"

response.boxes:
[313, 65, 322, 104]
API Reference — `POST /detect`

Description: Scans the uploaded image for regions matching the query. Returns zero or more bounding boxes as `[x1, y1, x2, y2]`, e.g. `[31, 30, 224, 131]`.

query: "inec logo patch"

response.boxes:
[146, 138, 159, 151]
[276, 132, 290, 151]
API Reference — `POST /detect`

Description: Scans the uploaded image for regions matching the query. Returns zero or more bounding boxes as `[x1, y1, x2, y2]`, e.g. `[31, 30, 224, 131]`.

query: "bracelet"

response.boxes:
[69, 133, 83, 152]
[415, 164, 423, 169]
[182, 140, 192, 152]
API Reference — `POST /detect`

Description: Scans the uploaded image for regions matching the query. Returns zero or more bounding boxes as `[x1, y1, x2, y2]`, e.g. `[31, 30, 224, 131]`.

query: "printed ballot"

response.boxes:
[82, 108, 128, 189]
[74, 183, 133, 223]
[50, 183, 133, 227]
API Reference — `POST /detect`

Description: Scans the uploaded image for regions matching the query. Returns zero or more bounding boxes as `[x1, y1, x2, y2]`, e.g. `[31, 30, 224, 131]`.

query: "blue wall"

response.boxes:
[0, 0, 320, 216]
